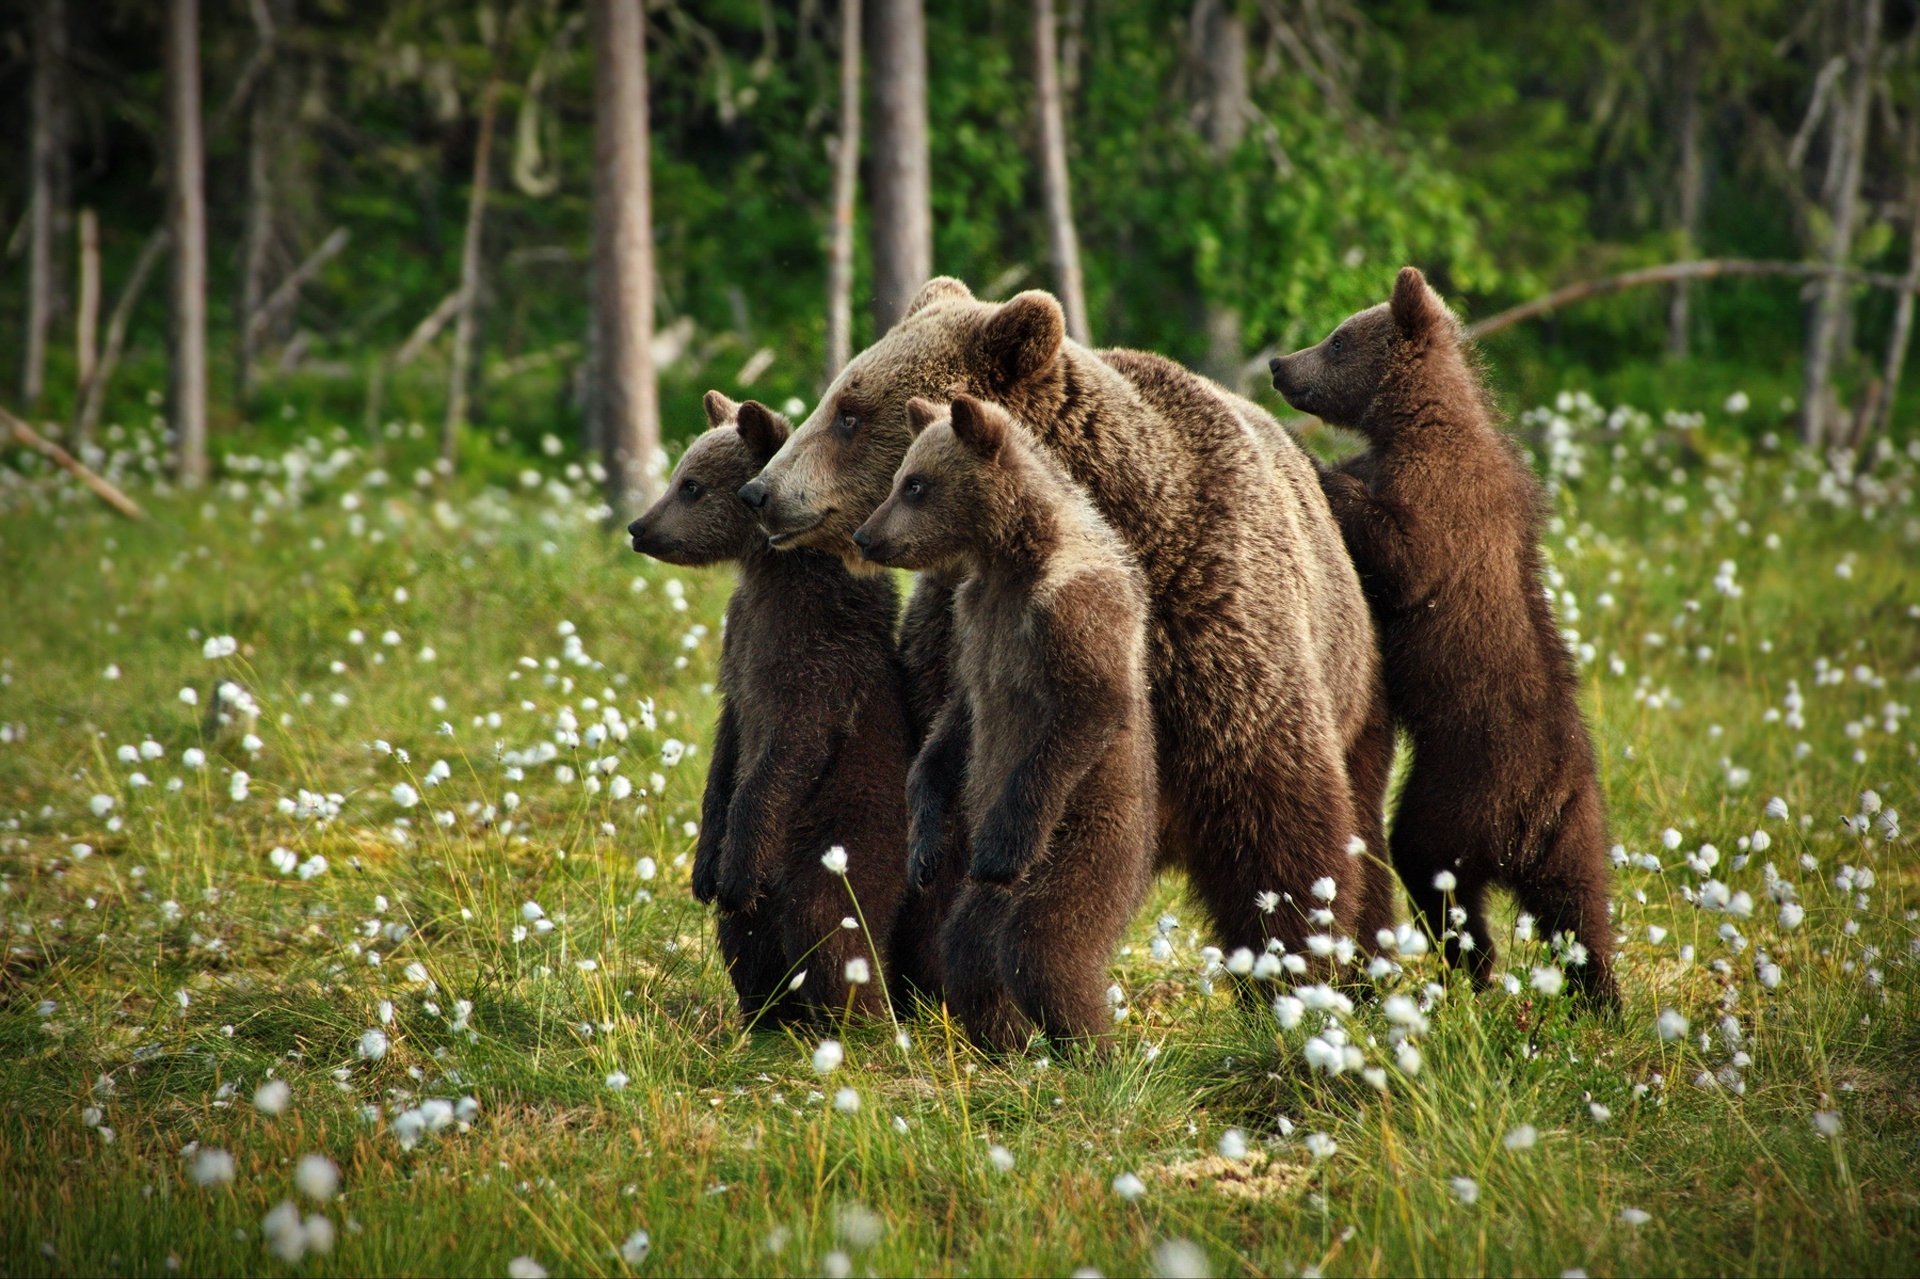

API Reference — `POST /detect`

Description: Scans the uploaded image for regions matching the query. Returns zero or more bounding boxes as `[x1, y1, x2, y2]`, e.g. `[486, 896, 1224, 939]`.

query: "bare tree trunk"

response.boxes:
[75, 207, 99, 404]
[443, 65, 503, 470]
[590, 0, 660, 518]
[1873, 131, 1920, 442]
[24, 0, 69, 409]
[1035, 0, 1090, 345]
[236, 0, 285, 403]
[1800, 0, 1880, 448]
[867, 0, 931, 332]
[76, 229, 169, 441]
[167, 0, 209, 485]
[825, 0, 863, 380]
[1195, 0, 1248, 386]
[1666, 53, 1703, 361]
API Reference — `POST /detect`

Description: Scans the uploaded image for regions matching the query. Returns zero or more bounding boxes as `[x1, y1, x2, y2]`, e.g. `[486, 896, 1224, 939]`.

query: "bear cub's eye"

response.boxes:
[834, 409, 860, 439]
[679, 478, 702, 500]
[904, 476, 927, 502]
[1329, 333, 1346, 354]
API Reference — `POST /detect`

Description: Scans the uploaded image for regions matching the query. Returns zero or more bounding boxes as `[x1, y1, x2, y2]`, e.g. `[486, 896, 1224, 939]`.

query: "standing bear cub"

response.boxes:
[628, 392, 914, 1026]
[1270, 267, 1619, 1005]
[853, 394, 1156, 1051]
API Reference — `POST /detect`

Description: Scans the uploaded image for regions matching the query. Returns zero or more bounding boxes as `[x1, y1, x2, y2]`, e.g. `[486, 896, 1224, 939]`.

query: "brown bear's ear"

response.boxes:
[734, 400, 790, 462]
[702, 389, 739, 429]
[905, 396, 944, 436]
[948, 394, 1008, 460]
[1389, 267, 1447, 340]
[977, 291, 1065, 391]
[904, 277, 974, 320]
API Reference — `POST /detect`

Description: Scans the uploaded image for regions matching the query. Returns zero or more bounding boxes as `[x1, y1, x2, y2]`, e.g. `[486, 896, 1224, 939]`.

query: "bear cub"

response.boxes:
[1270, 267, 1619, 1006]
[853, 393, 1156, 1051]
[628, 391, 914, 1026]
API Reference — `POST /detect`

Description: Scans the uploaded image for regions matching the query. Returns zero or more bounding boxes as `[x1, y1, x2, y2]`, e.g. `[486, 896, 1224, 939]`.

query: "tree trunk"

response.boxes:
[1873, 130, 1920, 443]
[75, 207, 99, 403]
[236, 0, 291, 403]
[1666, 52, 1703, 362]
[1035, 0, 1090, 345]
[590, 0, 660, 518]
[1800, 0, 1880, 448]
[866, 0, 931, 332]
[443, 65, 503, 470]
[167, 0, 209, 485]
[76, 229, 169, 441]
[1195, 0, 1248, 386]
[824, 0, 863, 380]
[24, 0, 70, 409]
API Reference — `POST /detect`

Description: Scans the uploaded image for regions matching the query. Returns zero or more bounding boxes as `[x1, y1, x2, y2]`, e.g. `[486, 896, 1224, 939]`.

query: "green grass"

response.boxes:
[1, 398, 1917, 1278]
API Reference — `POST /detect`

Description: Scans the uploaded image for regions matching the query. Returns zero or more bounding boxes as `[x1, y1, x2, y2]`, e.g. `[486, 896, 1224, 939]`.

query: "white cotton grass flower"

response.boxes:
[833, 1087, 861, 1113]
[1503, 1124, 1538, 1152]
[812, 1039, 844, 1074]
[1449, 1176, 1480, 1205]
[391, 782, 420, 809]
[1304, 1132, 1338, 1160]
[357, 1028, 390, 1061]
[1765, 796, 1790, 821]
[507, 1258, 549, 1279]
[262, 1200, 334, 1263]
[1310, 876, 1338, 902]
[1218, 1128, 1248, 1160]
[190, 1148, 237, 1186]
[294, 1154, 340, 1201]
[844, 957, 871, 985]
[1530, 966, 1565, 996]
[252, 1079, 291, 1116]
[1656, 1008, 1689, 1042]
[1112, 1171, 1148, 1202]
[988, 1144, 1016, 1172]
[1813, 1110, 1842, 1138]
[1432, 870, 1458, 893]
[203, 635, 237, 659]
[820, 845, 849, 875]
[606, 1071, 630, 1091]
[1152, 1238, 1210, 1279]
[620, 1230, 651, 1266]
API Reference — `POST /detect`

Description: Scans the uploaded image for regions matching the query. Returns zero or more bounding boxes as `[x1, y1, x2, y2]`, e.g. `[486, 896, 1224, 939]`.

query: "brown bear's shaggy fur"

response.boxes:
[855, 394, 1156, 1050]
[627, 392, 916, 1024]
[739, 278, 1394, 969]
[1270, 267, 1619, 1005]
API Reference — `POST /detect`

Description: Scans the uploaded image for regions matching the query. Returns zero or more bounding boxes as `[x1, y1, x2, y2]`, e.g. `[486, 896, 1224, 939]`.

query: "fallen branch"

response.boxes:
[1467, 258, 1918, 340]
[3, 406, 147, 521]
[392, 290, 464, 367]
[243, 226, 349, 348]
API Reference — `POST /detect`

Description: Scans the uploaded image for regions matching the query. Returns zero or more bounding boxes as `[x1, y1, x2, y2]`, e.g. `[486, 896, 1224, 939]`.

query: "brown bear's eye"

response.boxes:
[679, 478, 702, 500]
[1330, 334, 1346, 354]
[904, 476, 927, 502]
[834, 410, 859, 439]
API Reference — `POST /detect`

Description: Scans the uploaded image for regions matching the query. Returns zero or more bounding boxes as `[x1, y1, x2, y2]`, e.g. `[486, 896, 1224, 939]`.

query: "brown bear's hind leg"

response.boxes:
[717, 904, 800, 1028]
[939, 881, 1033, 1052]
[1512, 783, 1620, 1008]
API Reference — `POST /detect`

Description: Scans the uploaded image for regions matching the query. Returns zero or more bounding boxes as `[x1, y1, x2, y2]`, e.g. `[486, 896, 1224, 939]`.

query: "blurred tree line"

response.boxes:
[3, 0, 1918, 489]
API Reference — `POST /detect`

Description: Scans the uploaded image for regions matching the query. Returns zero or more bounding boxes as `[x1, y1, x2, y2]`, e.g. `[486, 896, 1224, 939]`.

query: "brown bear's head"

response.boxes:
[738, 278, 1067, 567]
[1268, 266, 1455, 433]
[852, 393, 1018, 573]
[627, 390, 790, 566]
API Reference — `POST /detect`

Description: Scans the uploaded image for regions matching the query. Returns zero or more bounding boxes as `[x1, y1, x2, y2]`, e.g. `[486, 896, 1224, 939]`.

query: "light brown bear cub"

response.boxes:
[853, 393, 1156, 1051]
[1269, 267, 1618, 1005]
[628, 392, 915, 1025]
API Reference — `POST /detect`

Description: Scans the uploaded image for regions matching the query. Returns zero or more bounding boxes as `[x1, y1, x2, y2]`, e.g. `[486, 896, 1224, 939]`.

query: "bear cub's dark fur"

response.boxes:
[1271, 267, 1619, 1005]
[628, 392, 915, 1025]
[854, 394, 1157, 1051]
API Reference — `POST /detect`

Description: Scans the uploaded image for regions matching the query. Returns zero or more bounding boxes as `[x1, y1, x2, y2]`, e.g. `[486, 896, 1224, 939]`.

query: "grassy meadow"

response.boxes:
[1, 391, 1917, 1277]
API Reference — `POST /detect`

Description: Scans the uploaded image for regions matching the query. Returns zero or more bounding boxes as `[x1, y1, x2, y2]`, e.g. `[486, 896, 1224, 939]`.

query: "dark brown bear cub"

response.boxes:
[628, 391, 914, 1026]
[1269, 267, 1619, 1005]
[853, 394, 1156, 1051]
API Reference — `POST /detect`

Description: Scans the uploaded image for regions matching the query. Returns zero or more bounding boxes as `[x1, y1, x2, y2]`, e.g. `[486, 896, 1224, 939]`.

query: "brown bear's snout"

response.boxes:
[737, 479, 770, 511]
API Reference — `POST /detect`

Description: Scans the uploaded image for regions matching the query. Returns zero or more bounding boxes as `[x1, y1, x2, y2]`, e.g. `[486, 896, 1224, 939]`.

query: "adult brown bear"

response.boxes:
[739, 278, 1395, 966]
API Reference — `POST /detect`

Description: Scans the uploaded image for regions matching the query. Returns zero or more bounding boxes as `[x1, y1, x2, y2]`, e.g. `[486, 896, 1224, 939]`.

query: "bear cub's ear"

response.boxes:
[734, 400, 790, 461]
[905, 397, 944, 436]
[904, 276, 975, 319]
[1389, 266, 1448, 340]
[703, 389, 740, 429]
[978, 291, 1066, 391]
[948, 394, 1008, 459]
